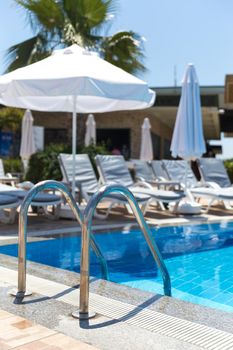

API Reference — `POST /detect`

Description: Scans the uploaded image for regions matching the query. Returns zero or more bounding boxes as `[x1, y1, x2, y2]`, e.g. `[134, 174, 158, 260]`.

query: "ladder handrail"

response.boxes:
[16, 180, 108, 296]
[78, 184, 171, 319]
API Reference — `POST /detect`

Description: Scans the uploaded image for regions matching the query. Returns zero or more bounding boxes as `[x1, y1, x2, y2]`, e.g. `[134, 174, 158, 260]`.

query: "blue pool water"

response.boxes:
[2, 221, 233, 312]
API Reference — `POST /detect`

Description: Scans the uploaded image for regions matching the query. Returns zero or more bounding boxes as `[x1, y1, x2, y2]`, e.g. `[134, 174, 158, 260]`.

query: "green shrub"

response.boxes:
[3, 158, 22, 174]
[26, 143, 69, 183]
[224, 159, 233, 183]
[26, 142, 109, 183]
[0, 107, 23, 132]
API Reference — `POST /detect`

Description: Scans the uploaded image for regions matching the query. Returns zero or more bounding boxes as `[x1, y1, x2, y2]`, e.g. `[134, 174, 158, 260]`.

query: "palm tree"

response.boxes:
[5, 0, 146, 75]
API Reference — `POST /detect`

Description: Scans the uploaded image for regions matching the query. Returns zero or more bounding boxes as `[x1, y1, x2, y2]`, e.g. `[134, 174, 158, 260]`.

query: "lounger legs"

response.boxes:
[94, 202, 116, 219]
[0, 208, 17, 224]
[35, 203, 61, 220]
[223, 201, 233, 210]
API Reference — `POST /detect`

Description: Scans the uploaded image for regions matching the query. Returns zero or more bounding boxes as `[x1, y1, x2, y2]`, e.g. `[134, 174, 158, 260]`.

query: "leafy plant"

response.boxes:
[0, 107, 24, 132]
[224, 159, 233, 183]
[3, 158, 22, 174]
[26, 143, 69, 183]
[25, 142, 109, 183]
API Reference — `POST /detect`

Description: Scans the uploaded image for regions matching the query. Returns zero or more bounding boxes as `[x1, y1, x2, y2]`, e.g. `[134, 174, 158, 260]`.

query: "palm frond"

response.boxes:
[16, 0, 64, 32]
[101, 31, 146, 75]
[63, 0, 113, 35]
[4, 35, 49, 72]
[9, 0, 146, 76]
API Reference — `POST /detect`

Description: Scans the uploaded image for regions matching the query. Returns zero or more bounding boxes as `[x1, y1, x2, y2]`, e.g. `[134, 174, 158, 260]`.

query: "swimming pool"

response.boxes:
[1, 221, 233, 313]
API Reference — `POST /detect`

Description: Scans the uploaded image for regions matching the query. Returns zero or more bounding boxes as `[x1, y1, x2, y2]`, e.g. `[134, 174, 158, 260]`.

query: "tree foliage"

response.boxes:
[5, 0, 146, 75]
[0, 107, 24, 132]
[26, 142, 109, 182]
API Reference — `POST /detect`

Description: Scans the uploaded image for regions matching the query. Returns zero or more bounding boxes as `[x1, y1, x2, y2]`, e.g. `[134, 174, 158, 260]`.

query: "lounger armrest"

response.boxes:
[135, 176, 170, 188]
[5, 173, 13, 178]
[192, 180, 210, 188]
[156, 176, 166, 181]
[204, 181, 221, 189]
[153, 180, 182, 191]
[98, 177, 104, 185]
[133, 181, 153, 189]
[104, 181, 119, 186]
[135, 176, 147, 182]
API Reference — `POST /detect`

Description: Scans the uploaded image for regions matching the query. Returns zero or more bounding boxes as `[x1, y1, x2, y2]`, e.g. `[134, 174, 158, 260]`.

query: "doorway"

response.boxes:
[97, 128, 131, 159]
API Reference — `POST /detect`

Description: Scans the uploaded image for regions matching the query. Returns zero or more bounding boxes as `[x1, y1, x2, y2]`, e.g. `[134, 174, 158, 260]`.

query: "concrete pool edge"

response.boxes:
[1, 263, 233, 350]
[0, 253, 233, 336]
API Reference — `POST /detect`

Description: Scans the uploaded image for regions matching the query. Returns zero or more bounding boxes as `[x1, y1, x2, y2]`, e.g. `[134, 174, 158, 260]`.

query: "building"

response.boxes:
[32, 85, 225, 159]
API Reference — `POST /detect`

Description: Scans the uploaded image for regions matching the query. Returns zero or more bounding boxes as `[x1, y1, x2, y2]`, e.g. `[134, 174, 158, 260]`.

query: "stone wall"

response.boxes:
[93, 109, 172, 158]
[32, 109, 172, 158]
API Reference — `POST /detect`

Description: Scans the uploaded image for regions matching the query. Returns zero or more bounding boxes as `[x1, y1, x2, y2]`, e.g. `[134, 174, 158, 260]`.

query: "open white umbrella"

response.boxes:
[20, 109, 36, 172]
[140, 117, 153, 161]
[0, 44, 155, 193]
[170, 63, 206, 213]
[85, 114, 96, 146]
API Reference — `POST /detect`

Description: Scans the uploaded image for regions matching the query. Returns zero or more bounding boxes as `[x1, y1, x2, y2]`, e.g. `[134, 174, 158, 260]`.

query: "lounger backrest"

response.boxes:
[132, 159, 155, 182]
[95, 155, 134, 187]
[197, 158, 231, 188]
[58, 153, 99, 194]
[151, 160, 170, 180]
[162, 160, 198, 187]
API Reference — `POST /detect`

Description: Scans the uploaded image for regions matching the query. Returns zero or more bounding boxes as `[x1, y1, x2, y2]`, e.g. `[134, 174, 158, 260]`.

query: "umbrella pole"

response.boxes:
[72, 96, 77, 197]
[185, 160, 194, 201]
[185, 160, 188, 192]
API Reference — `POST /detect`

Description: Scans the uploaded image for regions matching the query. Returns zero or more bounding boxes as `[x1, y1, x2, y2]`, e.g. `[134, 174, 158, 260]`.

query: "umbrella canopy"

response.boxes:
[85, 114, 96, 146]
[20, 109, 36, 171]
[170, 63, 206, 160]
[140, 117, 153, 161]
[0, 44, 155, 112]
[0, 44, 155, 193]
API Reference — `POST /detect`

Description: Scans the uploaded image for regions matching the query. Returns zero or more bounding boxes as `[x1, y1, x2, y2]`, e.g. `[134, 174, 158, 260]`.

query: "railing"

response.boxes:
[13, 181, 171, 321]
[73, 184, 171, 320]
[12, 180, 108, 297]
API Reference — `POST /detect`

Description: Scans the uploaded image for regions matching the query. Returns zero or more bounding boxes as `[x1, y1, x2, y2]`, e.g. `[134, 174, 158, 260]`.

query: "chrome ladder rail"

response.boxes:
[74, 184, 171, 320]
[12, 180, 108, 297]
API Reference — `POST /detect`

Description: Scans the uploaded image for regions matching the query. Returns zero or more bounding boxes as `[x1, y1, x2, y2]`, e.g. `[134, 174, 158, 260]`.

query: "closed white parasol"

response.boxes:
[20, 109, 36, 172]
[170, 63, 206, 214]
[85, 114, 96, 146]
[140, 117, 153, 161]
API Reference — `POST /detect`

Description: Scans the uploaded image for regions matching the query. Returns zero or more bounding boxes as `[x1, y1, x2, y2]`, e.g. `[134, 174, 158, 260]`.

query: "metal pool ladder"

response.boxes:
[73, 184, 171, 320]
[14, 181, 171, 321]
[12, 180, 108, 297]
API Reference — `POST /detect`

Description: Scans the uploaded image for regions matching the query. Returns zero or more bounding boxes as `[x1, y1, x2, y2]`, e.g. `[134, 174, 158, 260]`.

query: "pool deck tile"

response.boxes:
[0, 266, 228, 350]
[1, 200, 233, 241]
[0, 310, 98, 350]
[1, 260, 233, 349]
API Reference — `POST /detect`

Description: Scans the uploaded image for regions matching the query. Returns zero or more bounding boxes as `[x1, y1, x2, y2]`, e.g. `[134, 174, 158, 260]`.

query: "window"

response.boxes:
[44, 128, 68, 146]
[97, 128, 131, 159]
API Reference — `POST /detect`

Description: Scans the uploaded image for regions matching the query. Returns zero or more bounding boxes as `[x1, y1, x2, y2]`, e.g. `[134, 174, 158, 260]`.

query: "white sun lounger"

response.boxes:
[0, 183, 62, 222]
[197, 158, 232, 188]
[95, 155, 185, 212]
[58, 153, 150, 217]
[133, 159, 181, 190]
[0, 159, 19, 186]
[0, 193, 19, 224]
[162, 159, 233, 211]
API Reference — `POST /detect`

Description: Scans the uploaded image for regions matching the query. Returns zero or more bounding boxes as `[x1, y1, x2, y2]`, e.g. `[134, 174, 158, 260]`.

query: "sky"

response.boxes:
[0, 0, 233, 157]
